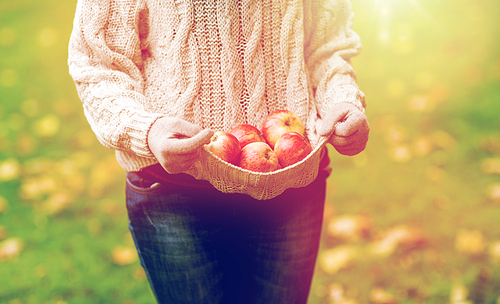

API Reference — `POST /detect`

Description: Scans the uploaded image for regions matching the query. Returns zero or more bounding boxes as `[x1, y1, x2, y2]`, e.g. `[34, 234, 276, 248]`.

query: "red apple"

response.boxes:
[274, 132, 312, 168]
[238, 142, 281, 173]
[261, 110, 305, 149]
[229, 124, 266, 149]
[205, 131, 241, 165]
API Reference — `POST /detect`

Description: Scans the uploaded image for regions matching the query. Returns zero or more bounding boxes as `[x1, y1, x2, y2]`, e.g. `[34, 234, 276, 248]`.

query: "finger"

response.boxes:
[163, 160, 196, 174]
[164, 118, 204, 138]
[329, 133, 358, 147]
[334, 114, 366, 137]
[168, 129, 214, 154]
[162, 151, 200, 174]
[334, 144, 366, 156]
[169, 150, 200, 162]
[318, 107, 351, 137]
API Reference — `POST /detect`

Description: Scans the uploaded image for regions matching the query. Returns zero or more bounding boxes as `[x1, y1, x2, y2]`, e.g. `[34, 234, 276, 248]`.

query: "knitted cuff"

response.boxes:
[126, 112, 165, 158]
[326, 84, 366, 113]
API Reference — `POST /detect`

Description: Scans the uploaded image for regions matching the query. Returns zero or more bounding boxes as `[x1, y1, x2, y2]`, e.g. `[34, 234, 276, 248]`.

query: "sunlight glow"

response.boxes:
[366, 0, 429, 45]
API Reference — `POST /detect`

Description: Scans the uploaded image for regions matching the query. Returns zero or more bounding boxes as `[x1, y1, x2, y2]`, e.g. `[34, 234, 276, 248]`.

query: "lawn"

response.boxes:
[1, 0, 500, 303]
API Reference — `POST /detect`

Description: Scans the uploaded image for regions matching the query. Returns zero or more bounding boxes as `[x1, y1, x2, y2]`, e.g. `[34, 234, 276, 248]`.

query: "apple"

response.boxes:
[238, 142, 281, 173]
[274, 132, 312, 168]
[205, 131, 241, 165]
[229, 124, 266, 149]
[261, 110, 305, 149]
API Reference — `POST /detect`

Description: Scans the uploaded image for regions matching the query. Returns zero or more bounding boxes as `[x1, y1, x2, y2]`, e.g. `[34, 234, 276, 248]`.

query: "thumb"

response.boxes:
[318, 107, 350, 137]
[168, 129, 214, 154]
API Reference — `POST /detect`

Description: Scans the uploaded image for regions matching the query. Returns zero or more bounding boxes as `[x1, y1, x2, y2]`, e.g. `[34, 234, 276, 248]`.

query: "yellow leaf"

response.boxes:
[134, 266, 148, 280]
[34, 114, 60, 137]
[327, 215, 371, 241]
[369, 226, 427, 257]
[384, 125, 407, 144]
[412, 135, 434, 157]
[482, 158, 500, 175]
[37, 27, 58, 47]
[370, 288, 398, 304]
[319, 246, 358, 274]
[488, 241, 500, 262]
[16, 132, 37, 156]
[19, 176, 57, 201]
[0, 158, 20, 181]
[487, 183, 500, 201]
[389, 145, 411, 162]
[431, 131, 457, 151]
[41, 192, 73, 215]
[450, 283, 472, 304]
[408, 95, 434, 113]
[455, 229, 486, 256]
[112, 246, 138, 266]
[0, 237, 23, 261]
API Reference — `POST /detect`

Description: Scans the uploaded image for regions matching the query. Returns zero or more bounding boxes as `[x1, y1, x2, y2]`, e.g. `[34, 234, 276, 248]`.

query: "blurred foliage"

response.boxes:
[0, 0, 499, 303]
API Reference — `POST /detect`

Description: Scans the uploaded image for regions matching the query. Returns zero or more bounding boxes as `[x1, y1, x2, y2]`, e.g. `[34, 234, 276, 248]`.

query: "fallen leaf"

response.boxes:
[412, 135, 434, 157]
[19, 176, 57, 201]
[319, 245, 358, 274]
[482, 158, 500, 174]
[134, 266, 147, 280]
[41, 192, 73, 215]
[389, 145, 412, 162]
[479, 135, 500, 154]
[327, 215, 371, 241]
[0, 158, 20, 181]
[0, 237, 23, 261]
[455, 229, 486, 256]
[384, 125, 407, 144]
[370, 287, 398, 304]
[369, 226, 427, 257]
[329, 283, 346, 303]
[112, 246, 138, 266]
[487, 183, 500, 201]
[408, 95, 434, 113]
[431, 130, 457, 151]
[488, 241, 500, 262]
[327, 283, 359, 304]
[450, 283, 472, 304]
[34, 114, 60, 137]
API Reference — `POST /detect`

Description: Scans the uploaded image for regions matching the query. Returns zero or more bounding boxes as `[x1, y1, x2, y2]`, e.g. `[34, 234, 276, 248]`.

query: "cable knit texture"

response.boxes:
[68, 0, 365, 175]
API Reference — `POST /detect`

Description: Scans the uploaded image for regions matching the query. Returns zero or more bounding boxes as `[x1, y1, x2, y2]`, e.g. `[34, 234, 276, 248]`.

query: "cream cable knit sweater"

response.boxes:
[68, 0, 366, 172]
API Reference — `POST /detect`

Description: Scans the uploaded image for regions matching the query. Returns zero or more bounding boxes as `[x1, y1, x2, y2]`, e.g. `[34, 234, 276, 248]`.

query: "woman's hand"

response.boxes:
[148, 117, 214, 174]
[318, 103, 370, 156]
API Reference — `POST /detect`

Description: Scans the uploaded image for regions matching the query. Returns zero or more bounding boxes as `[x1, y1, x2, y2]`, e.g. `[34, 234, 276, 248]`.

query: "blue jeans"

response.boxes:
[126, 169, 328, 304]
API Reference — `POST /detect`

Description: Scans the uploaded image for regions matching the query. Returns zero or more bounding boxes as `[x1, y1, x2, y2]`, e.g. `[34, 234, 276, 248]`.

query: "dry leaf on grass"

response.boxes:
[0, 237, 23, 261]
[112, 246, 138, 266]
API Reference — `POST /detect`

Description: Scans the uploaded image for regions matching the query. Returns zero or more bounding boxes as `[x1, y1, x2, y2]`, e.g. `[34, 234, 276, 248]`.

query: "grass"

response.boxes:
[1, 0, 500, 303]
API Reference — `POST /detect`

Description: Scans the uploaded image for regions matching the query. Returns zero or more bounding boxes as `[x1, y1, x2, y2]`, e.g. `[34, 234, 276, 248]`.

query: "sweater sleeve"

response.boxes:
[304, 0, 366, 117]
[68, 0, 163, 158]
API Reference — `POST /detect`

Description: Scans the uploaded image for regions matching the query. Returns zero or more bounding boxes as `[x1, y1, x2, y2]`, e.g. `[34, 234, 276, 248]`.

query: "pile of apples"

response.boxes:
[205, 110, 313, 173]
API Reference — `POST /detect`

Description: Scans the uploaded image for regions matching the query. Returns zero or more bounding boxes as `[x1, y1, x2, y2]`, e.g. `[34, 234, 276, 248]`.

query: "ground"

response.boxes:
[0, 0, 499, 303]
